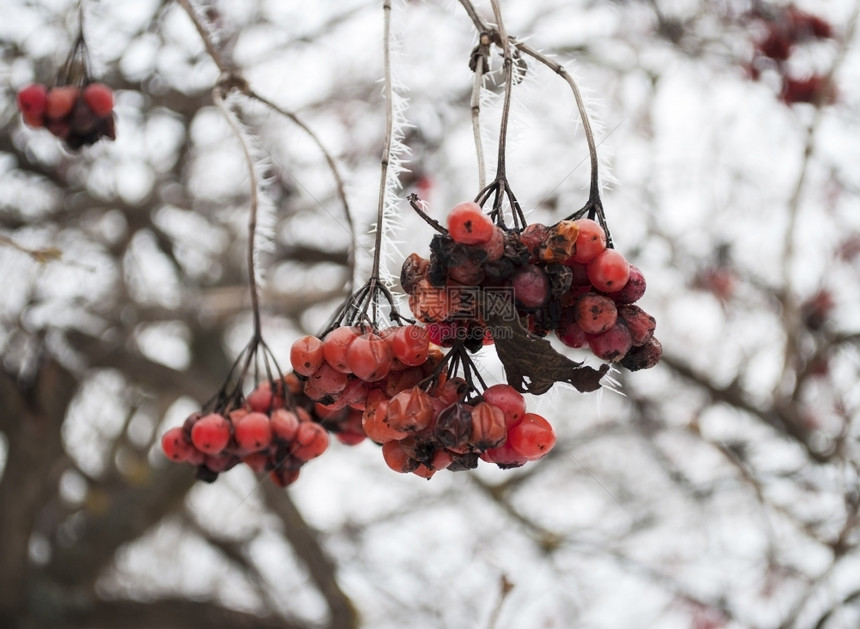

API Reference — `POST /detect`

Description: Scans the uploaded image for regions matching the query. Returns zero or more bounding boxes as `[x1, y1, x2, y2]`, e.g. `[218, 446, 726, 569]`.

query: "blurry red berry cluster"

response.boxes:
[746, 4, 836, 106]
[16, 82, 116, 149]
[161, 374, 332, 487]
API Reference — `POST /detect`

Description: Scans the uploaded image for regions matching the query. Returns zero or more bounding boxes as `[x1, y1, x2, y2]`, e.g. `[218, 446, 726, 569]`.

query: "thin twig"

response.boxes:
[470, 35, 489, 191]
[245, 90, 356, 293]
[213, 89, 262, 338]
[174, 0, 230, 72]
[373, 0, 395, 284]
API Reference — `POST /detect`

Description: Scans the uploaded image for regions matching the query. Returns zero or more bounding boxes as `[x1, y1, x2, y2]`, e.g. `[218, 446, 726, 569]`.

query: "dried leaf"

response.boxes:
[486, 306, 608, 395]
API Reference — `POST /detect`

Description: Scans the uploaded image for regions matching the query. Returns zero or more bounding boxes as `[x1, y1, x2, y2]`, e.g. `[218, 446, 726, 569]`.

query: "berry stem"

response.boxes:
[246, 90, 356, 294]
[407, 193, 447, 234]
[175, 0, 231, 74]
[213, 87, 263, 340]
[371, 0, 395, 285]
[469, 33, 490, 191]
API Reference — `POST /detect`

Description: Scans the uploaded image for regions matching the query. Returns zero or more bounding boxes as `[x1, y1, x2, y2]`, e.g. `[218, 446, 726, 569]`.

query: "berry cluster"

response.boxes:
[16, 82, 116, 149]
[746, 4, 836, 106]
[161, 374, 330, 487]
[376, 378, 557, 477]
[402, 201, 661, 371]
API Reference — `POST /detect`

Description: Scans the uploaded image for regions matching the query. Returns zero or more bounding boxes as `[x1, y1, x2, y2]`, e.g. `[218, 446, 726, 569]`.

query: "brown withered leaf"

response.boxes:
[485, 307, 608, 395]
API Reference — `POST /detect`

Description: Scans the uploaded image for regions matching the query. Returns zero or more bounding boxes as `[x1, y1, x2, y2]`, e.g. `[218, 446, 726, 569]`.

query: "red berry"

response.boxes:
[306, 363, 349, 399]
[607, 265, 646, 303]
[292, 421, 329, 461]
[507, 413, 556, 460]
[190, 413, 231, 455]
[381, 440, 418, 473]
[569, 218, 607, 263]
[17, 84, 47, 115]
[323, 326, 359, 373]
[511, 265, 550, 309]
[290, 335, 325, 376]
[556, 307, 588, 348]
[233, 411, 273, 452]
[83, 82, 114, 117]
[270, 408, 300, 441]
[447, 201, 494, 245]
[587, 249, 630, 293]
[386, 386, 434, 434]
[241, 452, 270, 473]
[478, 225, 506, 262]
[269, 467, 301, 488]
[161, 426, 197, 462]
[519, 223, 549, 261]
[482, 440, 527, 469]
[390, 325, 430, 367]
[45, 86, 79, 120]
[347, 332, 392, 382]
[617, 304, 656, 347]
[587, 322, 633, 362]
[482, 384, 526, 429]
[468, 402, 506, 450]
[574, 293, 618, 334]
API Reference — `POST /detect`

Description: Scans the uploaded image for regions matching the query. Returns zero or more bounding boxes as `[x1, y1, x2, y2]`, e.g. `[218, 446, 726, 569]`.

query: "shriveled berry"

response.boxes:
[447, 201, 494, 245]
[469, 402, 506, 450]
[587, 249, 630, 293]
[386, 386, 434, 434]
[363, 395, 405, 443]
[617, 304, 656, 346]
[620, 336, 662, 371]
[574, 293, 617, 334]
[447, 259, 485, 285]
[408, 279, 450, 323]
[400, 253, 430, 294]
[434, 403, 472, 449]
[539, 220, 579, 263]
[519, 223, 549, 261]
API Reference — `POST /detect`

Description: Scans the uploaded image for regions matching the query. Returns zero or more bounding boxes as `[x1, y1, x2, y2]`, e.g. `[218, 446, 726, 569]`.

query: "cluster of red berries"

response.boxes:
[373, 379, 557, 477]
[289, 322, 558, 476]
[160, 374, 330, 487]
[16, 82, 116, 149]
[401, 201, 661, 371]
[746, 4, 835, 106]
